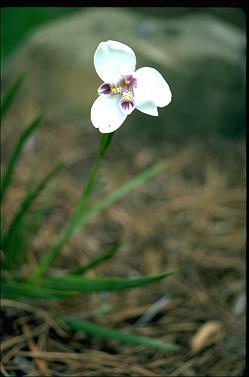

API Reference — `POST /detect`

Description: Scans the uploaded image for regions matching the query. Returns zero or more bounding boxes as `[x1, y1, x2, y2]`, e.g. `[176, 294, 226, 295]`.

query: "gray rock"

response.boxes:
[3, 8, 246, 138]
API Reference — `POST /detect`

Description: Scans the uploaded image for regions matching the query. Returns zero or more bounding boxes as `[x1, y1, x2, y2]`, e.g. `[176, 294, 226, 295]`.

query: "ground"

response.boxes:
[1, 112, 246, 376]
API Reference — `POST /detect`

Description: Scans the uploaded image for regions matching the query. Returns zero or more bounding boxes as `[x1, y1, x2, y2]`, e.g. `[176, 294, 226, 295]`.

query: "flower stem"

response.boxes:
[30, 133, 114, 282]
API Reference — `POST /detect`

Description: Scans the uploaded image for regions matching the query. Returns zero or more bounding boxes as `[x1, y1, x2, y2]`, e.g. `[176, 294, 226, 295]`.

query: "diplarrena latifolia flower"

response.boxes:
[91, 40, 172, 133]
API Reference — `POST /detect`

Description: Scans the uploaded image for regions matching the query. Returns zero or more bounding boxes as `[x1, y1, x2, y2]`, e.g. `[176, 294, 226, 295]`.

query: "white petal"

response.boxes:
[91, 95, 127, 133]
[94, 40, 136, 83]
[135, 101, 158, 116]
[133, 67, 172, 108]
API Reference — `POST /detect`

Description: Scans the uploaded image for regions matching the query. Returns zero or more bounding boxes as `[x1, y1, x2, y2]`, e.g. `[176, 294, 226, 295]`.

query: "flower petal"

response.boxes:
[133, 67, 172, 108]
[91, 95, 127, 133]
[94, 40, 136, 83]
[135, 101, 158, 116]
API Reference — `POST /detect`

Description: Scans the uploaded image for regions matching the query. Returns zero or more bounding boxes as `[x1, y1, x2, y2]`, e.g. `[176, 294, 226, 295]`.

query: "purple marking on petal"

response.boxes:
[120, 101, 134, 115]
[131, 78, 138, 88]
[121, 75, 138, 89]
[98, 83, 111, 95]
[122, 74, 133, 82]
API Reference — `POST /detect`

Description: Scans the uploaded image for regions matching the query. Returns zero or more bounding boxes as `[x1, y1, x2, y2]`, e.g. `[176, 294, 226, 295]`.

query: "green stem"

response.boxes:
[30, 133, 114, 282]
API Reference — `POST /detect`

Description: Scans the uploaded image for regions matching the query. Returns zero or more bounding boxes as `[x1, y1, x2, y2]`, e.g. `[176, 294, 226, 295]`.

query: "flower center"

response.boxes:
[98, 75, 137, 115]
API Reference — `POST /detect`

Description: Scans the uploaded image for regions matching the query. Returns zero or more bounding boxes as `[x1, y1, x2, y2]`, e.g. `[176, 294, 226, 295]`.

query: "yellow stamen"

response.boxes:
[121, 88, 133, 103]
[110, 84, 122, 94]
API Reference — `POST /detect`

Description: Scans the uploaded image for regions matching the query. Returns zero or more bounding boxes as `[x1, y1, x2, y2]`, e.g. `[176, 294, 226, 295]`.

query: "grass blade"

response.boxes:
[1, 279, 76, 300]
[1, 112, 43, 201]
[62, 317, 179, 351]
[40, 270, 176, 292]
[25, 188, 55, 238]
[70, 243, 121, 275]
[0, 72, 26, 120]
[81, 160, 166, 225]
[30, 134, 114, 280]
[2, 163, 63, 266]
[31, 160, 166, 281]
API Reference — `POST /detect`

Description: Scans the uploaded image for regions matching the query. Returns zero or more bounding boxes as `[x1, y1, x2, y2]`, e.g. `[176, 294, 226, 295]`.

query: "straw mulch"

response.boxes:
[1, 115, 245, 376]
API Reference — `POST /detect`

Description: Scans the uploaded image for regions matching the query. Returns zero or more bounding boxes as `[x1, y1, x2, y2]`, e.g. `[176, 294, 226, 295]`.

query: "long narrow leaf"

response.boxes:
[2, 270, 176, 300]
[30, 134, 113, 280]
[0, 73, 26, 120]
[1, 112, 43, 201]
[70, 243, 121, 275]
[62, 317, 179, 351]
[31, 160, 166, 281]
[40, 270, 176, 292]
[26, 188, 55, 237]
[2, 163, 63, 266]
[1, 279, 76, 300]
[82, 161, 166, 225]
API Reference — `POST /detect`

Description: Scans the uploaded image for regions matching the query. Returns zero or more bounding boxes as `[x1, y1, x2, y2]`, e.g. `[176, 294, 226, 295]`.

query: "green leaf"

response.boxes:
[0, 72, 26, 120]
[62, 317, 179, 351]
[30, 133, 113, 281]
[25, 188, 55, 237]
[80, 160, 166, 226]
[70, 242, 121, 275]
[40, 270, 176, 292]
[2, 163, 63, 266]
[2, 270, 176, 300]
[1, 112, 43, 201]
[1, 279, 76, 300]
[31, 160, 166, 281]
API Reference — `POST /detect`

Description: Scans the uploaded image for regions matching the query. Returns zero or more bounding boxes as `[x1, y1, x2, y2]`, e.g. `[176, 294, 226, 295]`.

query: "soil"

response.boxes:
[1, 111, 246, 376]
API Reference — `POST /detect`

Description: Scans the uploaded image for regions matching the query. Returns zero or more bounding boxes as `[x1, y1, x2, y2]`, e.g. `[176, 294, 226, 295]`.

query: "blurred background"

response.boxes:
[1, 7, 246, 376]
[1, 7, 246, 139]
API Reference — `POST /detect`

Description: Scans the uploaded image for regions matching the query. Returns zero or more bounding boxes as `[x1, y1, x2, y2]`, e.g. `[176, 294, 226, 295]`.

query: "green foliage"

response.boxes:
[71, 243, 121, 275]
[0, 75, 61, 273]
[1, 8, 81, 61]
[82, 160, 166, 225]
[30, 133, 114, 281]
[63, 317, 179, 351]
[0, 72, 26, 119]
[31, 156, 165, 281]
[1, 112, 43, 201]
[1, 163, 63, 267]
[40, 270, 176, 292]
[2, 279, 76, 300]
[1, 75, 178, 351]
[2, 271, 176, 299]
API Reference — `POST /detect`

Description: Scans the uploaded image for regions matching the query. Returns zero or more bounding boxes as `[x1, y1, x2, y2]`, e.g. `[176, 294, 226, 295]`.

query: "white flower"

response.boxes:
[91, 40, 172, 133]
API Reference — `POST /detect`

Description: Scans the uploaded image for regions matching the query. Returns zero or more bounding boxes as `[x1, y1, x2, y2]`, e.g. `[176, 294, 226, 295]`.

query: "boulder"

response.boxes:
[3, 8, 246, 138]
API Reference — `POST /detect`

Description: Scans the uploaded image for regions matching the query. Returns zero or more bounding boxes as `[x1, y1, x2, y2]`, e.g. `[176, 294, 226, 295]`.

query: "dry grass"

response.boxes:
[1, 115, 246, 376]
